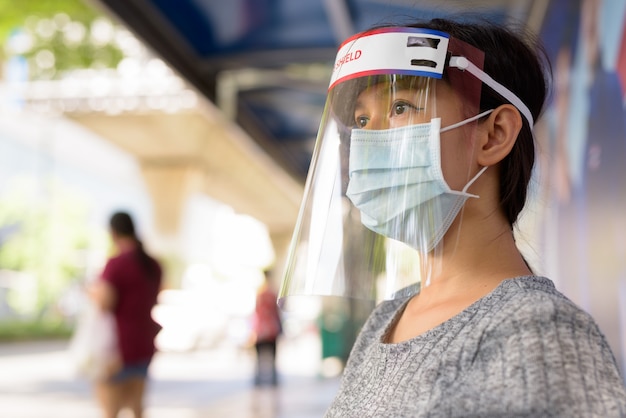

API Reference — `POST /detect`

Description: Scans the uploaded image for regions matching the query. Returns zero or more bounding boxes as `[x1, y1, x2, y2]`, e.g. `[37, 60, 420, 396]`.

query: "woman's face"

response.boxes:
[352, 78, 478, 191]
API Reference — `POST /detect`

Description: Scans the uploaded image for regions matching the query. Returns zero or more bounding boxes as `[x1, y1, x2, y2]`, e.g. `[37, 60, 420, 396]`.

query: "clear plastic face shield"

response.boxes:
[279, 27, 534, 307]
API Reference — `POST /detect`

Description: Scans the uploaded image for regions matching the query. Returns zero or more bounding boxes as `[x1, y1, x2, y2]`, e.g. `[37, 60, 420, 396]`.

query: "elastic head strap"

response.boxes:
[448, 56, 534, 130]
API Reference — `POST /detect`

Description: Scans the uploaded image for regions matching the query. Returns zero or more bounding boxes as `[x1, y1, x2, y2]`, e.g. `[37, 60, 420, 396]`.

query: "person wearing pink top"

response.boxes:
[251, 270, 282, 386]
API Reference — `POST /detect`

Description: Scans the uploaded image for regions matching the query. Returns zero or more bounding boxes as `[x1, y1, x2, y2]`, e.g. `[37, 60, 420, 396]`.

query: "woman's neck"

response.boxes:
[420, 208, 532, 297]
[115, 237, 138, 253]
[387, 215, 531, 343]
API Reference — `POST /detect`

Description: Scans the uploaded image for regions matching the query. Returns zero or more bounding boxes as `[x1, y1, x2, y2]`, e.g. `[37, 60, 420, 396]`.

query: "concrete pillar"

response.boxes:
[140, 161, 202, 238]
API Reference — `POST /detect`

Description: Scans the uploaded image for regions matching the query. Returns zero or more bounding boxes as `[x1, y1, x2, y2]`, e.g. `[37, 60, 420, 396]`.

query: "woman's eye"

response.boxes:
[355, 115, 369, 128]
[392, 101, 418, 117]
[393, 102, 409, 116]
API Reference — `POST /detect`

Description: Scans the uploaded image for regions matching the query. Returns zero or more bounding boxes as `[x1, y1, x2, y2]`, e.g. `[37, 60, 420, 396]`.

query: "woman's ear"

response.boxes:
[476, 104, 523, 166]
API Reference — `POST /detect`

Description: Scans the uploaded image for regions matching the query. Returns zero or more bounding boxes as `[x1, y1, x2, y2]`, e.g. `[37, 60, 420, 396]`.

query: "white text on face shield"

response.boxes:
[334, 49, 362, 71]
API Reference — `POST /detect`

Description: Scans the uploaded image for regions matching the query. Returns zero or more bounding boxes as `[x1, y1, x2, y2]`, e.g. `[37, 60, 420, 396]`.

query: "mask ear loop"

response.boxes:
[462, 165, 489, 194]
[448, 56, 534, 130]
[440, 109, 494, 133]
[440, 108, 493, 196]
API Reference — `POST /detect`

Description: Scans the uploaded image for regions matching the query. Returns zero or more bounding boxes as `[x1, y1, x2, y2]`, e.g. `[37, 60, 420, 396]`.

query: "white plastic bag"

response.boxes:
[68, 302, 119, 381]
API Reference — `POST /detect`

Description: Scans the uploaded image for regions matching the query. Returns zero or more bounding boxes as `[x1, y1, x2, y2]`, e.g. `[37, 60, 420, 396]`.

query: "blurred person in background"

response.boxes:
[90, 211, 162, 418]
[251, 270, 282, 386]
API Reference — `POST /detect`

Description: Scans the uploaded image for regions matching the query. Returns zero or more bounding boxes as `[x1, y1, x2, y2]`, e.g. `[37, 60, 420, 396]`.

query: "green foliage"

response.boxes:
[0, 318, 73, 341]
[0, 0, 99, 42]
[0, 178, 95, 318]
[0, 0, 125, 78]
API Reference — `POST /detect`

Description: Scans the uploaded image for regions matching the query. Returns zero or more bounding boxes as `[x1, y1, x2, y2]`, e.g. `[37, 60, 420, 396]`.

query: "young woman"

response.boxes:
[279, 17, 626, 416]
[91, 212, 162, 418]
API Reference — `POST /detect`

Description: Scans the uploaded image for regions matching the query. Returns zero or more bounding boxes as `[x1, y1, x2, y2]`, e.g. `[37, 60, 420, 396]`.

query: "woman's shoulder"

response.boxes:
[481, 276, 626, 408]
[496, 276, 587, 313]
[102, 252, 125, 275]
[487, 276, 607, 339]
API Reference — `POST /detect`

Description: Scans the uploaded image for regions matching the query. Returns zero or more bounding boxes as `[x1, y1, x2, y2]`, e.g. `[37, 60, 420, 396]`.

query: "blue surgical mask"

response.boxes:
[345, 111, 492, 251]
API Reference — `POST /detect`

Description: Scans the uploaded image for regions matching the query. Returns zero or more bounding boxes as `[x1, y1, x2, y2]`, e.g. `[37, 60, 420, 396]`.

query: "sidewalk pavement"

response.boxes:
[0, 336, 340, 418]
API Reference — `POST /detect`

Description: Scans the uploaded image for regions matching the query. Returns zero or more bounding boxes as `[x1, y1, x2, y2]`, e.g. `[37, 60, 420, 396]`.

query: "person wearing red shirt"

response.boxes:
[91, 211, 162, 418]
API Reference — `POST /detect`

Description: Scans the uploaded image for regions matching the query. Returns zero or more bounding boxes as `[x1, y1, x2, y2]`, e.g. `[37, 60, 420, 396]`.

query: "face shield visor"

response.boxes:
[279, 27, 534, 307]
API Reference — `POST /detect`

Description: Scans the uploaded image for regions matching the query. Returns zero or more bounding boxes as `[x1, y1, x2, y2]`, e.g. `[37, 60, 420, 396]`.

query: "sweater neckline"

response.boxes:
[377, 275, 551, 349]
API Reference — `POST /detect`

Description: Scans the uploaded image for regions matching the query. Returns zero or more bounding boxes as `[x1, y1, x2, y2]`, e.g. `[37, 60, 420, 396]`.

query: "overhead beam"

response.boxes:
[92, 0, 218, 100]
[323, 0, 356, 43]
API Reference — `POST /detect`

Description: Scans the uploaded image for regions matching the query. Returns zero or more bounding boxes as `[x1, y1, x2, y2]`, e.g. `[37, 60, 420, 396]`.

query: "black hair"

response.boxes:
[109, 211, 159, 279]
[407, 17, 551, 226]
[109, 211, 136, 238]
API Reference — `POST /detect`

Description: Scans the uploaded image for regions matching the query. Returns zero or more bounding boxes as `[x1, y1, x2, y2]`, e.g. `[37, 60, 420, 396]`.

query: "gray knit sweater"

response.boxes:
[325, 276, 626, 417]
